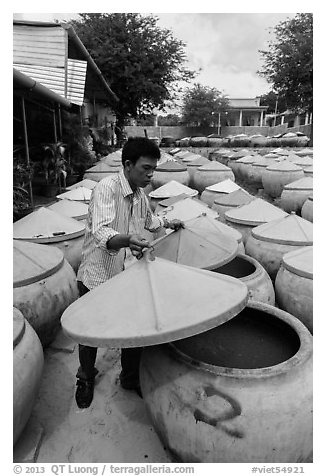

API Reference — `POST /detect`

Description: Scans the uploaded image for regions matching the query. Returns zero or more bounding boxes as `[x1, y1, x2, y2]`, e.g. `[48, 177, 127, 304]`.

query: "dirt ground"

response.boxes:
[14, 329, 172, 463]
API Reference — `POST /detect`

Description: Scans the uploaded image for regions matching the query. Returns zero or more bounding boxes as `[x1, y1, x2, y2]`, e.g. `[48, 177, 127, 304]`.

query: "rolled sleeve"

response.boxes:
[144, 196, 164, 232]
[91, 182, 120, 254]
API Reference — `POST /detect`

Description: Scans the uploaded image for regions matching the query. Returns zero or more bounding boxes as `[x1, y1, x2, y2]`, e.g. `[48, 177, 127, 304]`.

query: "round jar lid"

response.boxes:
[186, 156, 210, 167]
[205, 179, 240, 193]
[214, 189, 254, 207]
[86, 162, 119, 173]
[152, 215, 238, 270]
[157, 197, 218, 221]
[225, 198, 288, 226]
[252, 156, 276, 167]
[156, 161, 187, 172]
[293, 157, 313, 167]
[283, 177, 313, 191]
[229, 150, 250, 159]
[56, 187, 92, 202]
[13, 240, 65, 288]
[251, 213, 313, 245]
[296, 148, 313, 157]
[13, 207, 85, 243]
[149, 180, 198, 199]
[47, 199, 89, 221]
[198, 162, 231, 171]
[61, 252, 248, 348]
[66, 179, 97, 191]
[13, 307, 26, 348]
[282, 246, 313, 279]
[266, 160, 303, 172]
[180, 212, 242, 244]
[236, 155, 255, 164]
[264, 153, 279, 158]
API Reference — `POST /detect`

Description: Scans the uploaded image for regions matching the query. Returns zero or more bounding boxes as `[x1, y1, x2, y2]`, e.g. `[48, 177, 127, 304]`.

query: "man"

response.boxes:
[75, 137, 183, 408]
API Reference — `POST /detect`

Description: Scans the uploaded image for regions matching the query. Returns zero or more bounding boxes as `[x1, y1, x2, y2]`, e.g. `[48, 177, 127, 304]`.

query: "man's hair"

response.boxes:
[121, 137, 160, 166]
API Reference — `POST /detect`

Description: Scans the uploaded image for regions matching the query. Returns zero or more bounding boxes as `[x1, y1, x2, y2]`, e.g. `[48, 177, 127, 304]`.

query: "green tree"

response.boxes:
[158, 114, 182, 126]
[258, 13, 313, 114]
[258, 90, 288, 114]
[71, 13, 196, 142]
[181, 84, 229, 127]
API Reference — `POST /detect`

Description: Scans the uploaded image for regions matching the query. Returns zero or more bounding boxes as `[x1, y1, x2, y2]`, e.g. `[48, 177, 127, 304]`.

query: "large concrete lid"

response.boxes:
[229, 150, 250, 159]
[205, 179, 240, 193]
[13, 240, 64, 287]
[149, 180, 198, 199]
[225, 198, 288, 226]
[283, 177, 313, 191]
[266, 160, 303, 172]
[61, 253, 248, 347]
[156, 161, 187, 172]
[292, 156, 313, 167]
[252, 156, 275, 167]
[296, 148, 313, 157]
[182, 154, 204, 163]
[102, 156, 123, 167]
[264, 153, 280, 158]
[235, 155, 255, 164]
[13, 207, 85, 243]
[198, 161, 231, 171]
[86, 162, 119, 173]
[13, 307, 26, 348]
[186, 156, 210, 167]
[251, 213, 313, 245]
[47, 199, 89, 221]
[152, 215, 238, 270]
[66, 179, 97, 191]
[213, 189, 255, 206]
[282, 246, 313, 279]
[181, 212, 243, 244]
[56, 187, 92, 202]
[156, 196, 218, 221]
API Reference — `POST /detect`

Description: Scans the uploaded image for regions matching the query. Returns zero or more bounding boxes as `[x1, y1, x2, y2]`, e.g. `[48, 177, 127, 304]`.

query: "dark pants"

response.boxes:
[76, 281, 142, 386]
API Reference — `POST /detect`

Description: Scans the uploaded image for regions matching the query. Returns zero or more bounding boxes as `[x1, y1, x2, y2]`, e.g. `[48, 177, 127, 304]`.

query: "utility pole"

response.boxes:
[273, 96, 279, 127]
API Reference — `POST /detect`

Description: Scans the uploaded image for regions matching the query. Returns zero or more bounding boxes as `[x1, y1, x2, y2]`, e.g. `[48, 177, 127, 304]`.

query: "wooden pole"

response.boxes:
[58, 104, 63, 140]
[21, 97, 33, 207]
[53, 108, 58, 143]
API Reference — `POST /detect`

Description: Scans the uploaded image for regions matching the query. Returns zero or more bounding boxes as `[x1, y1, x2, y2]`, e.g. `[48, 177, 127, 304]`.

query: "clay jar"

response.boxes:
[262, 161, 304, 198]
[214, 253, 275, 305]
[186, 156, 210, 187]
[151, 161, 190, 190]
[246, 155, 274, 188]
[301, 195, 313, 222]
[200, 179, 240, 207]
[140, 300, 312, 463]
[212, 189, 255, 221]
[66, 179, 97, 191]
[279, 177, 313, 214]
[303, 166, 313, 178]
[13, 307, 44, 446]
[193, 162, 235, 193]
[148, 180, 198, 212]
[245, 213, 313, 281]
[224, 198, 288, 244]
[275, 247, 313, 332]
[13, 240, 79, 346]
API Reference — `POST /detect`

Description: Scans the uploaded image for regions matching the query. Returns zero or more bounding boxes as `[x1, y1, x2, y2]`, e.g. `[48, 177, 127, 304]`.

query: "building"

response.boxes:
[13, 20, 118, 128]
[222, 98, 268, 127]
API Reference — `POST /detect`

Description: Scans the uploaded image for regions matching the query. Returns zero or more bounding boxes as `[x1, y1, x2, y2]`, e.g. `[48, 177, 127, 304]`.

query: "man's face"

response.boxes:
[125, 156, 158, 189]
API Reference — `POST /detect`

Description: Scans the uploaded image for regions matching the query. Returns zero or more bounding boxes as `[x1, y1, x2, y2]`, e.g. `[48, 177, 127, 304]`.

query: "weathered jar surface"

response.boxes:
[279, 177, 313, 214]
[245, 213, 313, 281]
[151, 161, 190, 190]
[275, 247, 313, 332]
[140, 301, 312, 463]
[13, 240, 79, 346]
[262, 161, 304, 198]
[13, 308, 44, 446]
[301, 195, 313, 222]
[193, 162, 235, 193]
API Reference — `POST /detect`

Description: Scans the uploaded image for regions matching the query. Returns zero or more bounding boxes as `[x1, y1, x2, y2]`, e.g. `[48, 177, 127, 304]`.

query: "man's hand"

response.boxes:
[129, 235, 150, 257]
[164, 218, 185, 231]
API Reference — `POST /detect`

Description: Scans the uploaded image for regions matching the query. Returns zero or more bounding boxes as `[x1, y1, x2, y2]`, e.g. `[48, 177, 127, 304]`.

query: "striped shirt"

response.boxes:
[77, 169, 164, 290]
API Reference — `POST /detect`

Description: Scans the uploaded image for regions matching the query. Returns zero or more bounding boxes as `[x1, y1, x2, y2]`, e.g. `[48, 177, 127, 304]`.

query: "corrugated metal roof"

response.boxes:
[13, 58, 87, 106]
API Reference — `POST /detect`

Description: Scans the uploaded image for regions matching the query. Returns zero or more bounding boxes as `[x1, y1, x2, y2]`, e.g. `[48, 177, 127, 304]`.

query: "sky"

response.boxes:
[12, 10, 297, 106]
